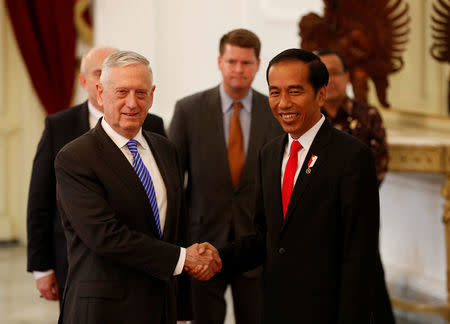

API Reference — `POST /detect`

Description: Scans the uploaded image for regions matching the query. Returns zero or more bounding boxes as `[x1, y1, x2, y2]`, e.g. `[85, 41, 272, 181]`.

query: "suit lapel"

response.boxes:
[205, 86, 233, 187]
[240, 91, 266, 186]
[281, 121, 333, 232]
[78, 101, 90, 133]
[92, 122, 160, 238]
[272, 134, 288, 233]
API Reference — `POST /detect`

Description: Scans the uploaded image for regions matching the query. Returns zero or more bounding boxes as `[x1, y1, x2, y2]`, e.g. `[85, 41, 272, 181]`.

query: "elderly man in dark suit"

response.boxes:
[169, 29, 282, 324]
[208, 48, 379, 323]
[55, 51, 220, 324]
[27, 46, 166, 305]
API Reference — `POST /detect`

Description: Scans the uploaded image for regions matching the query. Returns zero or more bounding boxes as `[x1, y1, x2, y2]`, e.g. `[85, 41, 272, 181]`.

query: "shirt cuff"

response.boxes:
[33, 269, 54, 280]
[173, 247, 186, 276]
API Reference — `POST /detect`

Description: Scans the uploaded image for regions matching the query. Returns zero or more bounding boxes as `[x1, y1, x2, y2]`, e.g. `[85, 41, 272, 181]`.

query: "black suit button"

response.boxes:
[278, 248, 286, 255]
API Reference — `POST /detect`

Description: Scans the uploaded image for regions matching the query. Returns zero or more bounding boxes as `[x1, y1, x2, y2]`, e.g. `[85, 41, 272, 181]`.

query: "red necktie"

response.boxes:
[228, 102, 244, 188]
[282, 140, 302, 218]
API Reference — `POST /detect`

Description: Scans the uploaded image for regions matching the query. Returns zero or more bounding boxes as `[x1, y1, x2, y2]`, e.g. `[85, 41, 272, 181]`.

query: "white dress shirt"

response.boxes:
[281, 115, 325, 187]
[101, 118, 186, 275]
[88, 101, 103, 128]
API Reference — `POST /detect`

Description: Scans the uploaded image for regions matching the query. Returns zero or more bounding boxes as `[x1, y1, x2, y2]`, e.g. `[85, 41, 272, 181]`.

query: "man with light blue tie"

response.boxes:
[55, 51, 221, 324]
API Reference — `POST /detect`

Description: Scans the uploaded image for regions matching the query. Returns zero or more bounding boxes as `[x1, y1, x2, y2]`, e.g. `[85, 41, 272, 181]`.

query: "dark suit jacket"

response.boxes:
[169, 86, 282, 262]
[55, 122, 184, 324]
[27, 101, 166, 293]
[220, 120, 380, 323]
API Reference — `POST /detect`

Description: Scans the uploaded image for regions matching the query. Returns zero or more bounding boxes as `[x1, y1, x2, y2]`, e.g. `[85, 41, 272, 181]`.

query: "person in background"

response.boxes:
[169, 28, 282, 324]
[27, 46, 166, 305]
[317, 49, 388, 186]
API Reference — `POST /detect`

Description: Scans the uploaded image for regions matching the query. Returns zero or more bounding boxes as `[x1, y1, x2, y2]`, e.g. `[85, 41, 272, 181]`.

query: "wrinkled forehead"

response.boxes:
[104, 64, 153, 89]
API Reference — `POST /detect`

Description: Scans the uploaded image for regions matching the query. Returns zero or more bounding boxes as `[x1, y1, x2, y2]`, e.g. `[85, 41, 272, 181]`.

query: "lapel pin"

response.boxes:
[306, 155, 318, 174]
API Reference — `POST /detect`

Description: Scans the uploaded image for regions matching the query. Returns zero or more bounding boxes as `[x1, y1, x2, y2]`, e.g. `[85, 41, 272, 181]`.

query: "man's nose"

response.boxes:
[126, 92, 138, 108]
[278, 92, 291, 108]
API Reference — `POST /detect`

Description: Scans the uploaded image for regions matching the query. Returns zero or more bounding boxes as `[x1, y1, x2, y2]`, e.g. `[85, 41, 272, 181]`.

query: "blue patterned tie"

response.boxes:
[126, 139, 162, 238]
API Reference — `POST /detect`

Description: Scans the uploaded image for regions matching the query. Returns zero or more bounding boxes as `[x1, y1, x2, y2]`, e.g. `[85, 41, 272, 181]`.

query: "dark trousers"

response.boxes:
[191, 274, 263, 324]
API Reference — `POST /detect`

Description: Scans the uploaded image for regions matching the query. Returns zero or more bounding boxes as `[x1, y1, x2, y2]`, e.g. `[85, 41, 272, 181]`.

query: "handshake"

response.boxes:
[184, 242, 222, 281]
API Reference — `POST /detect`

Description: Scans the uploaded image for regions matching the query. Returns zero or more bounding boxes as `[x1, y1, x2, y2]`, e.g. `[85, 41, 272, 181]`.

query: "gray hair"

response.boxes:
[100, 50, 153, 85]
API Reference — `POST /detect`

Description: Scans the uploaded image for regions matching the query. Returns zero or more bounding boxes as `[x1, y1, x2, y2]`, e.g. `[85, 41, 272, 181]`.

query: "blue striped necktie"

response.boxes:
[126, 139, 162, 238]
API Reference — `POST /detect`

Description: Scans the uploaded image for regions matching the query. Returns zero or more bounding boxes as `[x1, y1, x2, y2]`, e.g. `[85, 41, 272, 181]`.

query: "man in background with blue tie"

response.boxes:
[55, 51, 221, 324]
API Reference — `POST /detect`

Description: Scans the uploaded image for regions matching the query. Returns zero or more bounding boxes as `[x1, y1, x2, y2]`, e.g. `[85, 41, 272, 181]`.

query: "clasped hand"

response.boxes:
[184, 242, 222, 281]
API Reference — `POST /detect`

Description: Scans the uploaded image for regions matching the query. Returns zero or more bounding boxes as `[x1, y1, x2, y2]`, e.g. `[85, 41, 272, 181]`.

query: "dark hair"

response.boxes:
[219, 28, 261, 59]
[316, 49, 348, 72]
[266, 48, 329, 93]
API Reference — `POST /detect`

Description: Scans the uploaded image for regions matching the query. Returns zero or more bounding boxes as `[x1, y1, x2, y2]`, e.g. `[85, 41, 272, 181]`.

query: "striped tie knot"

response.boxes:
[127, 139, 139, 154]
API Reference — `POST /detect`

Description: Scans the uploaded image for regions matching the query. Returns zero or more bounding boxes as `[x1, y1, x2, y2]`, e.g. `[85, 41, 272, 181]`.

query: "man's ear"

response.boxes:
[79, 74, 87, 90]
[148, 85, 156, 108]
[96, 83, 104, 106]
[218, 55, 223, 71]
[316, 86, 327, 106]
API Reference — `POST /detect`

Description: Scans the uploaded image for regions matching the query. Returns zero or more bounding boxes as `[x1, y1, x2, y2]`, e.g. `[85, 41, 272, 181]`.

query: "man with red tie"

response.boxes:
[217, 48, 380, 323]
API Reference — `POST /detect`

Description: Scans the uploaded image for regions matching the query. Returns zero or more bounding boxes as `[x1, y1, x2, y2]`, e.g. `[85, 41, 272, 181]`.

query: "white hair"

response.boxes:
[100, 50, 153, 85]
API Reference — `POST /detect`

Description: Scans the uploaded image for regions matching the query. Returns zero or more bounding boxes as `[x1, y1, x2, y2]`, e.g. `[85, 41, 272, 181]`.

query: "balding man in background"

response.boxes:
[27, 46, 166, 305]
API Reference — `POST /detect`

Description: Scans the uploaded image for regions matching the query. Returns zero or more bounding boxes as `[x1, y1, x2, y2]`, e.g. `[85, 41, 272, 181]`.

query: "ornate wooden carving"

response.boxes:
[299, 0, 410, 108]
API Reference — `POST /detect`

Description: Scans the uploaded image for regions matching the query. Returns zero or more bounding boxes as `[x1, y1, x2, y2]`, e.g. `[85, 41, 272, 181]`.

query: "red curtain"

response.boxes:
[5, 0, 77, 115]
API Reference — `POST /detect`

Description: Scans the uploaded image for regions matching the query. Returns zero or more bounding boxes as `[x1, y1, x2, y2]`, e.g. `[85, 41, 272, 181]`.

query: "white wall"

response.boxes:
[380, 173, 447, 300]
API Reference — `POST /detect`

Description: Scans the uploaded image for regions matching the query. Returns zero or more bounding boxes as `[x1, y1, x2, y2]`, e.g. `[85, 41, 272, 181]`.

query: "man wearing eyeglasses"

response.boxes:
[317, 49, 388, 187]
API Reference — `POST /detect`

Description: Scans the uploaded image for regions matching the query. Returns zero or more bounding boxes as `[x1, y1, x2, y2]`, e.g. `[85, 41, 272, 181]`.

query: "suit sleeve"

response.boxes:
[168, 101, 189, 174]
[27, 117, 55, 272]
[219, 151, 266, 275]
[55, 147, 181, 283]
[337, 145, 379, 324]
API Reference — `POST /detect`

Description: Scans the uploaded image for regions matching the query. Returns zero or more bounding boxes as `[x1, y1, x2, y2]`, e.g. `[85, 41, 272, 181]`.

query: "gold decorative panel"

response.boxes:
[389, 144, 448, 173]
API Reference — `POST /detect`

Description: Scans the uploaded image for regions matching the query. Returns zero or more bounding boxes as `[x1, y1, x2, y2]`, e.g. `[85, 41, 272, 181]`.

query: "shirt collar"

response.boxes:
[287, 114, 325, 153]
[101, 118, 149, 150]
[219, 83, 253, 114]
[87, 101, 104, 121]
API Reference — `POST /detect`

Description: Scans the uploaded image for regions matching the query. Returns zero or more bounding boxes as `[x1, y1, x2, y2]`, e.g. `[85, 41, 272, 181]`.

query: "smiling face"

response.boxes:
[218, 44, 260, 99]
[97, 64, 155, 139]
[268, 60, 326, 139]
